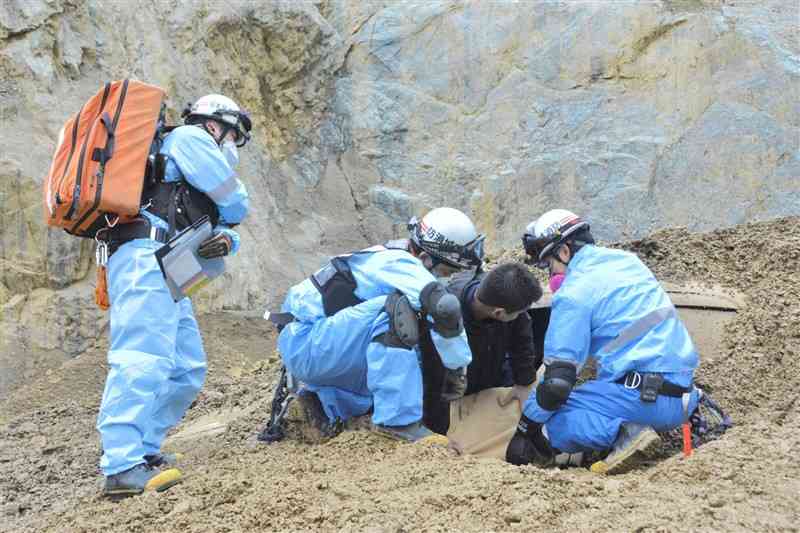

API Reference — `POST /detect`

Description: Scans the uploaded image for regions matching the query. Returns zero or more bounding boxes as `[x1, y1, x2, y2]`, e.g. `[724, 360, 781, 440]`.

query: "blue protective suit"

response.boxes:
[278, 248, 473, 427]
[97, 125, 249, 476]
[522, 245, 700, 453]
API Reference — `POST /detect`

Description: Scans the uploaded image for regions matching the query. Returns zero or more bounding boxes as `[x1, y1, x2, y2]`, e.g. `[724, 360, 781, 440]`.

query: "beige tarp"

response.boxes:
[445, 285, 742, 459]
[446, 387, 521, 459]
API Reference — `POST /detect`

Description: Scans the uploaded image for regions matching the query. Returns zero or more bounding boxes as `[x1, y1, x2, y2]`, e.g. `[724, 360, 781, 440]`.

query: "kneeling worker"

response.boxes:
[506, 209, 700, 473]
[276, 208, 484, 442]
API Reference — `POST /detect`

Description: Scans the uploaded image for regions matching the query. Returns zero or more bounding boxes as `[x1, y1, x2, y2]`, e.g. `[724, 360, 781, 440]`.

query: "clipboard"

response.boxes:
[154, 216, 226, 302]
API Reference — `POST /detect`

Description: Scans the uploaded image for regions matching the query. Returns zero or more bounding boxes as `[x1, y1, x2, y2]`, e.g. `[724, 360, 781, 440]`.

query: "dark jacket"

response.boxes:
[421, 270, 540, 435]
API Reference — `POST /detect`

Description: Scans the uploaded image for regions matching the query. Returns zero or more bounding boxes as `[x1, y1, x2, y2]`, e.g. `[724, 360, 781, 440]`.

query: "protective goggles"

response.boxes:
[183, 107, 252, 147]
[521, 233, 555, 269]
[220, 110, 252, 148]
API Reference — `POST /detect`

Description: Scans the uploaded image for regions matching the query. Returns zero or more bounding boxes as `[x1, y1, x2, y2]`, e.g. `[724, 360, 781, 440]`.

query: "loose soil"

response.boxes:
[1, 217, 798, 532]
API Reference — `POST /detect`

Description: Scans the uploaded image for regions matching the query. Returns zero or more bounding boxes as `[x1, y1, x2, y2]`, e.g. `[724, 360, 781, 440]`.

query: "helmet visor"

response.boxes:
[224, 110, 251, 147]
[461, 234, 485, 267]
[522, 233, 553, 269]
[234, 111, 252, 147]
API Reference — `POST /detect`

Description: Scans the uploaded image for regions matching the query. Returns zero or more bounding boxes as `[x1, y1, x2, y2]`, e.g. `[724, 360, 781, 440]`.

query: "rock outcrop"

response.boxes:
[1, 0, 798, 392]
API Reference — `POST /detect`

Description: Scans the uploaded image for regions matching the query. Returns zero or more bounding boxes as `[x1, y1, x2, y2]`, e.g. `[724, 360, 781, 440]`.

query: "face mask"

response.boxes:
[221, 141, 239, 169]
[549, 273, 566, 293]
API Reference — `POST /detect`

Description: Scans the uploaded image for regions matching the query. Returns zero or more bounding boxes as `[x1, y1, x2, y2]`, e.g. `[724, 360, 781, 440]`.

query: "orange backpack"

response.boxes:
[43, 79, 166, 238]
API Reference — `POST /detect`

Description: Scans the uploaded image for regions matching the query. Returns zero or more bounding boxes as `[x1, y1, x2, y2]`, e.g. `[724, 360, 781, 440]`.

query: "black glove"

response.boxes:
[441, 367, 467, 402]
[505, 415, 555, 466]
[198, 232, 232, 259]
[420, 281, 463, 338]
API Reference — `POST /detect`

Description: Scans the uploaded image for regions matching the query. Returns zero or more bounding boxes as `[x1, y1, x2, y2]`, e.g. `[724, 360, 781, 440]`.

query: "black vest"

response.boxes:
[141, 179, 220, 236]
[311, 240, 411, 317]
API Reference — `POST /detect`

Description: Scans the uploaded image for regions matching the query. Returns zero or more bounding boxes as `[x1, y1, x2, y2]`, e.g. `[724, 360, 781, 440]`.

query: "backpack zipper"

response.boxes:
[70, 79, 129, 234]
[65, 82, 111, 221]
[53, 103, 85, 208]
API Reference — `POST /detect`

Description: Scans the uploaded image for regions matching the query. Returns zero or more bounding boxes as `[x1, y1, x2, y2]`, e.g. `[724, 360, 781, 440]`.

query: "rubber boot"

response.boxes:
[590, 423, 661, 474]
[103, 463, 182, 498]
[373, 421, 449, 446]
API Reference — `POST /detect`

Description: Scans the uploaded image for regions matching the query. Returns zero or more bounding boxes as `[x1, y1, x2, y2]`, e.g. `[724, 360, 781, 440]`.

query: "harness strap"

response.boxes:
[167, 182, 180, 237]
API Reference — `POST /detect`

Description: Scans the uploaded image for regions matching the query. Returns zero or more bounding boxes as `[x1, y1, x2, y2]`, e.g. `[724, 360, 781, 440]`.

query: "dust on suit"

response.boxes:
[523, 245, 700, 453]
[278, 249, 473, 427]
[97, 125, 249, 476]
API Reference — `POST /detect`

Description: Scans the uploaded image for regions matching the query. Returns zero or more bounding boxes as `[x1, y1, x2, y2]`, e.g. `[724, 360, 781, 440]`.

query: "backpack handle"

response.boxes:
[92, 111, 116, 164]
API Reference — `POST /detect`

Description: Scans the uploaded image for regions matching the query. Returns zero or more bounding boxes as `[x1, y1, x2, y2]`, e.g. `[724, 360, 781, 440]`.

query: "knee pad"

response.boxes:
[536, 360, 577, 411]
[375, 292, 420, 349]
[420, 281, 463, 338]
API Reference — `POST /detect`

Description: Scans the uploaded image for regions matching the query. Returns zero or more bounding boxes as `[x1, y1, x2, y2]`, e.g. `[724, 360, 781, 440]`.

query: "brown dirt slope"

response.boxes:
[1, 217, 798, 532]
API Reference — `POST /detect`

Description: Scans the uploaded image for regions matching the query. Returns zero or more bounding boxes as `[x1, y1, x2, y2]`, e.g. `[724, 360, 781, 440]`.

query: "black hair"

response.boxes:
[564, 228, 595, 257]
[475, 263, 543, 313]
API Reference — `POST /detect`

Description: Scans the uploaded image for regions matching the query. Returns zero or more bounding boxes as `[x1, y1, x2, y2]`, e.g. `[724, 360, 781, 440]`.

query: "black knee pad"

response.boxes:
[536, 360, 577, 411]
[375, 292, 420, 349]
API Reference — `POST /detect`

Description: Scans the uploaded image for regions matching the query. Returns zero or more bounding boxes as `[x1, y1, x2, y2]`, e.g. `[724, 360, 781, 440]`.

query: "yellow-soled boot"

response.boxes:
[590, 423, 660, 475]
[103, 463, 182, 498]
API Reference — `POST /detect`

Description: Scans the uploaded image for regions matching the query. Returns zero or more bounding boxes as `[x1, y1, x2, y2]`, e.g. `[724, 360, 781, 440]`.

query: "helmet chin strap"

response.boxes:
[547, 244, 570, 275]
[204, 120, 236, 146]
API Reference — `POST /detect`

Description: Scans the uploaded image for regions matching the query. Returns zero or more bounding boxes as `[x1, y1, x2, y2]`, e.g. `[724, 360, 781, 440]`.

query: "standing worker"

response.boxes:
[506, 209, 700, 473]
[98, 95, 252, 496]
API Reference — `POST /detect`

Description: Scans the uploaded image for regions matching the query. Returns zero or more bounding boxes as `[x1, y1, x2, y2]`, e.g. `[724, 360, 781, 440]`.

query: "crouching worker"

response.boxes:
[275, 208, 484, 442]
[506, 209, 700, 474]
[97, 95, 251, 497]
[421, 263, 543, 435]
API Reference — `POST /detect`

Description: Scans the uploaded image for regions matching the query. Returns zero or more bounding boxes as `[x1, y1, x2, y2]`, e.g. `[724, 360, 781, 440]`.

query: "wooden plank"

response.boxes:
[530, 283, 743, 311]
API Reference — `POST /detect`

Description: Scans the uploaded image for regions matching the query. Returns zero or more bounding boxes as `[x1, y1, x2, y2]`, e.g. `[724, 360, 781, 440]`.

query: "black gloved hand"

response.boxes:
[441, 367, 467, 402]
[420, 281, 463, 338]
[198, 232, 232, 259]
[505, 415, 554, 466]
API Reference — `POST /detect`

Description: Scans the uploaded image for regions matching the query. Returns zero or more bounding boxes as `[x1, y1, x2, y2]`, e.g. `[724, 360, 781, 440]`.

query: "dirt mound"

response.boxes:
[1, 218, 799, 532]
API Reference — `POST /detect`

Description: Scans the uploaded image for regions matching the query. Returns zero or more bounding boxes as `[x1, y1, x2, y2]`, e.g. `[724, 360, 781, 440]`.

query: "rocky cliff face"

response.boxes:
[1, 0, 798, 389]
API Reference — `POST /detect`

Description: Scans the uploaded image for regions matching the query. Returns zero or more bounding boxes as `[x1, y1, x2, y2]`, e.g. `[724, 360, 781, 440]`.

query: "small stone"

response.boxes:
[3, 504, 20, 516]
[172, 500, 192, 514]
[709, 498, 725, 508]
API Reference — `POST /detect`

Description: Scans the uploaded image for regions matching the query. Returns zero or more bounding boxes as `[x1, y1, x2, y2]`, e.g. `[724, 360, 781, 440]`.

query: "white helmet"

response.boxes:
[522, 209, 590, 267]
[408, 207, 485, 270]
[182, 94, 252, 147]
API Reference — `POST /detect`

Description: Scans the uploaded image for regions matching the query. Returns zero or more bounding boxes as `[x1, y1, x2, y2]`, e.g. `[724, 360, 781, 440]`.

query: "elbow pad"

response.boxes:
[535, 361, 577, 411]
[420, 281, 463, 338]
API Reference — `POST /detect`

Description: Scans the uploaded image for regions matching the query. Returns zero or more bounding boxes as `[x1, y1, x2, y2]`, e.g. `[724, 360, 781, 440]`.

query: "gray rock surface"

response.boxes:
[1, 0, 798, 392]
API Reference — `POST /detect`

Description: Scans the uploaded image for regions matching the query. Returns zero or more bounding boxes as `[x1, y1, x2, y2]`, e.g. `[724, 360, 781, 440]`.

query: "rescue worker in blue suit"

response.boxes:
[277, 207, 484, 442]
[97, 94, 252, 497]
[506, 209, 700, 473]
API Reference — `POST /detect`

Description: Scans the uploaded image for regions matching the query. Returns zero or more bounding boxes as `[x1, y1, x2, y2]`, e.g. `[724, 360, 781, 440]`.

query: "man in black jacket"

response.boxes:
[422, 263, 543, 435]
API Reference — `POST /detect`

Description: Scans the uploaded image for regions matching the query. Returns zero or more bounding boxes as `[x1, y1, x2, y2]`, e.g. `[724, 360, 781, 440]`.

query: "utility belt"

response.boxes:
[105, 217, 169, 256]
[616, 371, 691, 401]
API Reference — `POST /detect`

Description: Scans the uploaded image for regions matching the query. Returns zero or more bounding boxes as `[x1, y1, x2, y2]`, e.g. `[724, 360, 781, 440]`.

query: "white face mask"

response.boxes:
[221, 141, 239, 169]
